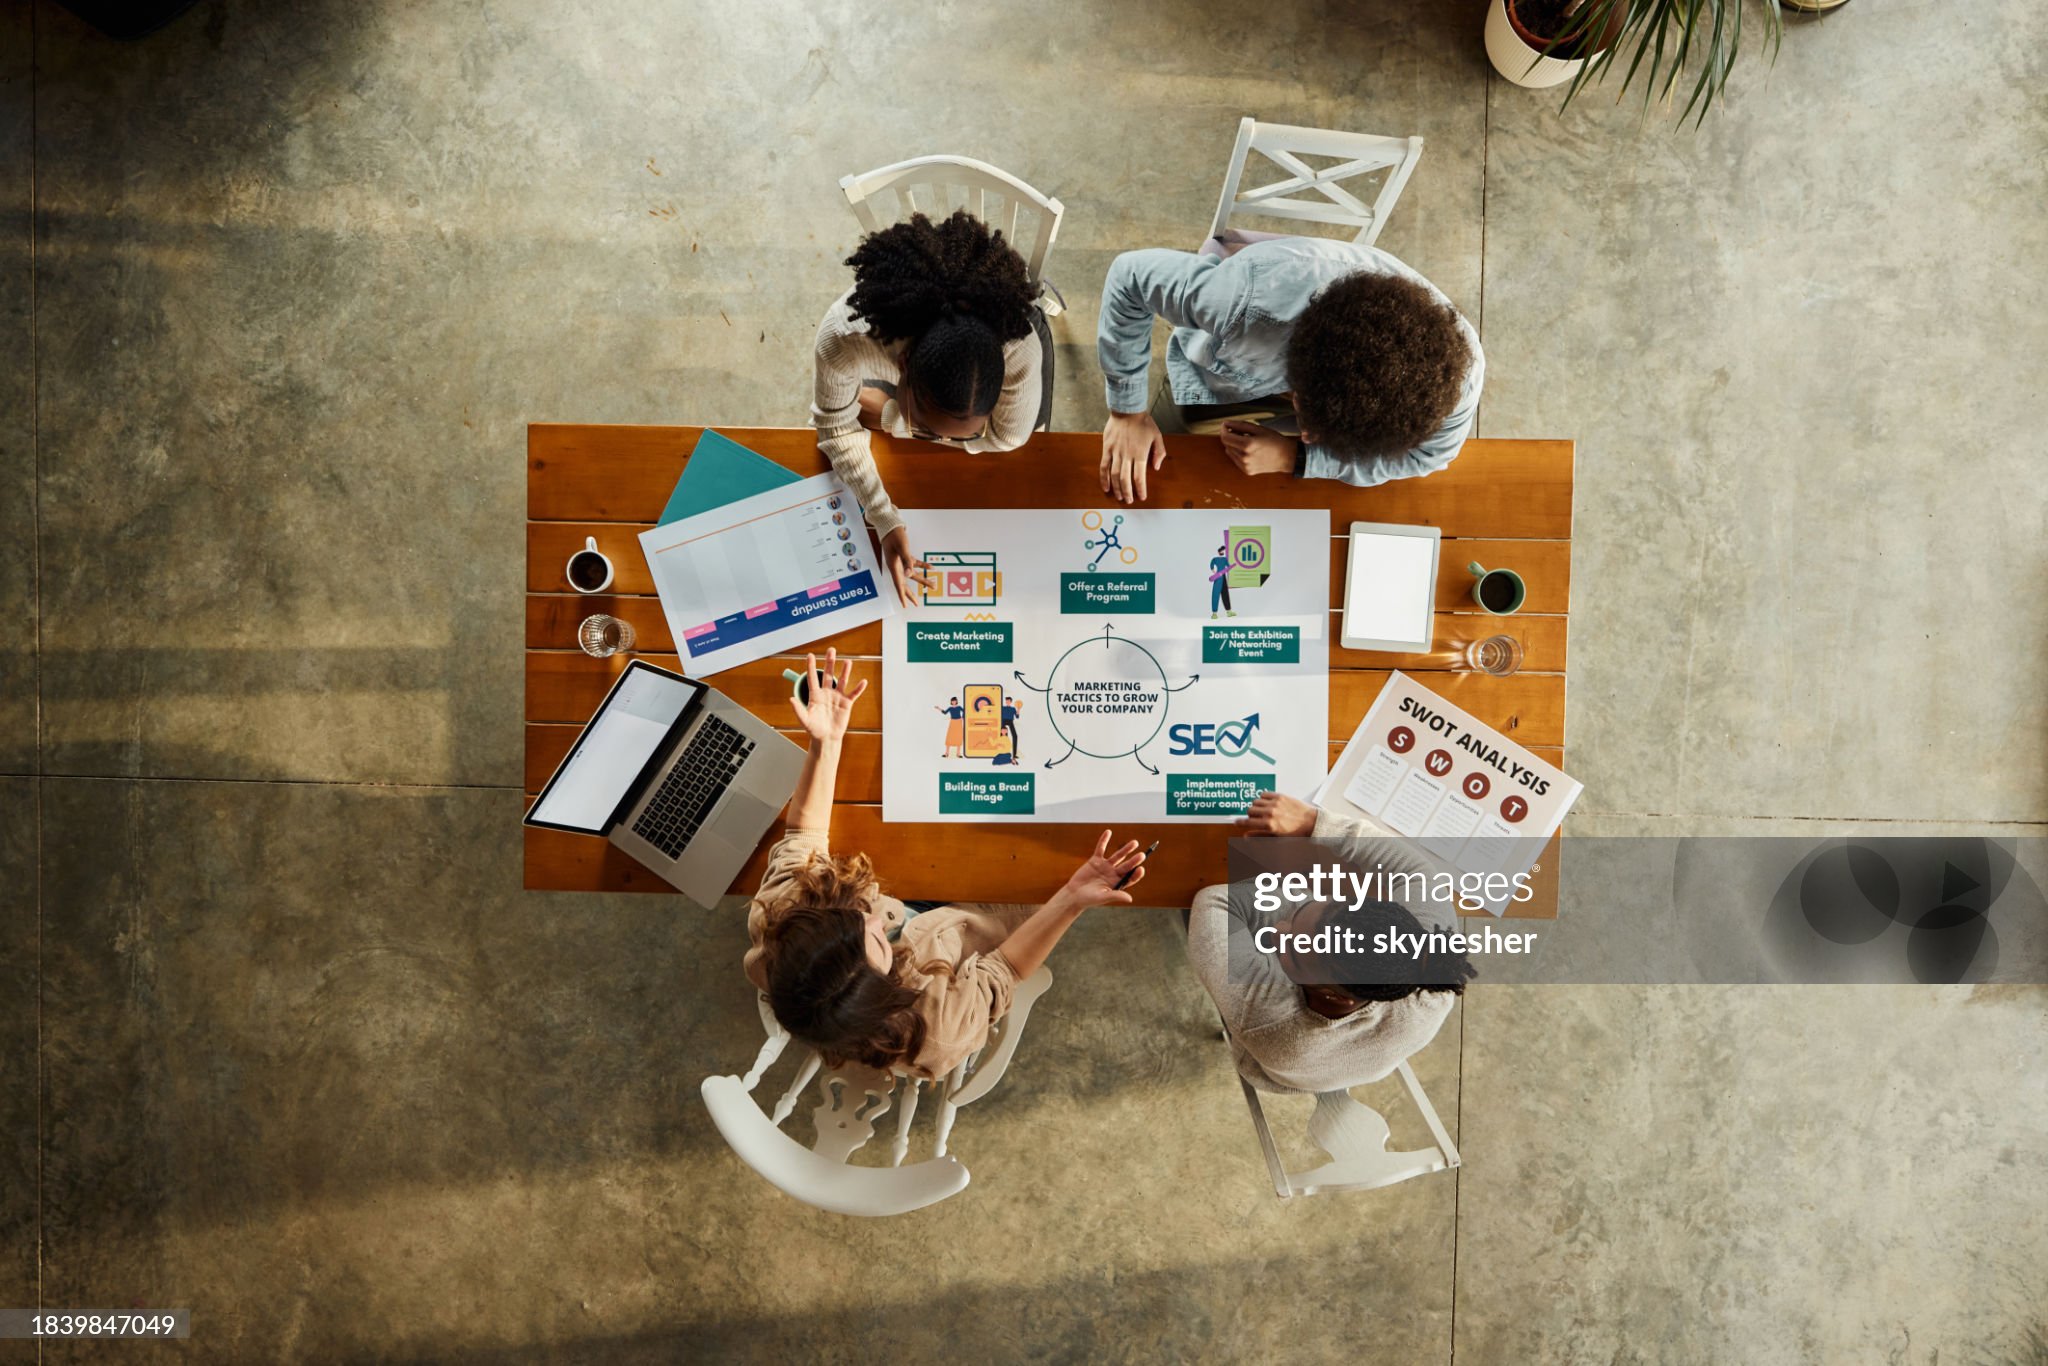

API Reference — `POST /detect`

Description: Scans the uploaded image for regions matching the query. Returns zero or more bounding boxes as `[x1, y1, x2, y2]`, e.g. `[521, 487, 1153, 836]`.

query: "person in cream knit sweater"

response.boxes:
[810, 209, 1051, 606]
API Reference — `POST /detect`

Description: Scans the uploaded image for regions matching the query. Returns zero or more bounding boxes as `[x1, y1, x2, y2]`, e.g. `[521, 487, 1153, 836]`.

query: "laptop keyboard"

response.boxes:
[630, 715, 756, 859]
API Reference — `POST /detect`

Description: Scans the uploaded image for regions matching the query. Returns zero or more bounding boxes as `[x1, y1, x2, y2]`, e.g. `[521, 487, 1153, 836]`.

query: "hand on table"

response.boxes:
[1057, 830, 1149, 908]
[856, 383, 889, 430]
[787, 649, 867, 745]
[1235, 791, 1317, 838]
[1220, 421, 1299, 477]
[880, 525, 928, 608]
[1101, 411, 1168, 504]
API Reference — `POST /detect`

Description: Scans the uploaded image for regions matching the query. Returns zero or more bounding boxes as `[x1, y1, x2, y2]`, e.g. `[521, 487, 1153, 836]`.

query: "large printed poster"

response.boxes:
[883, 508, 1330, 823]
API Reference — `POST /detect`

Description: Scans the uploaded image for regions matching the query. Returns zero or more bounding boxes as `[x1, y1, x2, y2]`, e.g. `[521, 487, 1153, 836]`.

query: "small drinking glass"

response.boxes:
[1461, 634, 1522, 677]
[577, 614, 636, 658]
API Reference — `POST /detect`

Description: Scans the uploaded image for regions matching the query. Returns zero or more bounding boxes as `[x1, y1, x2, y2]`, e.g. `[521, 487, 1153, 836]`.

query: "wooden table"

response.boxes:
[526, 426, 1572, 917]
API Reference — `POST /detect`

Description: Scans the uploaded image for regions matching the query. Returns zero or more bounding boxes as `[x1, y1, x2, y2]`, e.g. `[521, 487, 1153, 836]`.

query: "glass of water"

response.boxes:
[578, 614, 636, 658]
[1460, 634, 1522, 676]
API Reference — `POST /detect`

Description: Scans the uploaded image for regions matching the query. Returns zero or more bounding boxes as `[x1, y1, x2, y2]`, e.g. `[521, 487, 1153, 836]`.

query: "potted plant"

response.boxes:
[1486, 0, 1602, 90]
[1487, 0, 1785, 125]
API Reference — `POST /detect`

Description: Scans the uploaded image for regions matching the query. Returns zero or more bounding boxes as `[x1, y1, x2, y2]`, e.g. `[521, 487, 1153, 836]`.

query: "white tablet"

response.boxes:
[1340, 522, 1440, 653]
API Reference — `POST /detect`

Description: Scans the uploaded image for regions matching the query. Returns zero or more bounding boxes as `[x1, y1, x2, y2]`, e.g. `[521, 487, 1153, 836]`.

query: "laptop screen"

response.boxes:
[527, 662, 701, 834]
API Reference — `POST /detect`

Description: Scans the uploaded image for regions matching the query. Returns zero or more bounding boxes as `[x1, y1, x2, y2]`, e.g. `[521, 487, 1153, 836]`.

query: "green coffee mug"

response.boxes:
[1468, 562, 1526, 615]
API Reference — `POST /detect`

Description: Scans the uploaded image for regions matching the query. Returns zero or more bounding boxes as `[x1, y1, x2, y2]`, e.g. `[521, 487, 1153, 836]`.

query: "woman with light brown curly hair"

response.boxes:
[744, 650, 1148, 1078]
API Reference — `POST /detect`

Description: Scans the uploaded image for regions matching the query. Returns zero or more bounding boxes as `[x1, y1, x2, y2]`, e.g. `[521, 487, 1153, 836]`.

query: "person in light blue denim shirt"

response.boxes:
[1095, 235, 1483, 503]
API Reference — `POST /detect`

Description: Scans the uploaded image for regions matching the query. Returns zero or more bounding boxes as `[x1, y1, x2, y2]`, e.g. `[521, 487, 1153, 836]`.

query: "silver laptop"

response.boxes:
[524, 660, 804, 904]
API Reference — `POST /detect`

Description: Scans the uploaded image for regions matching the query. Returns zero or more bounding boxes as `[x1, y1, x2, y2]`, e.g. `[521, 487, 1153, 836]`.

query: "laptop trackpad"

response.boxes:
[713, 788, 779, 839]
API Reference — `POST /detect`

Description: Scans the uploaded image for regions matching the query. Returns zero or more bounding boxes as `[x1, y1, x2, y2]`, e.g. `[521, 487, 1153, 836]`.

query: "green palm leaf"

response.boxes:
[1536, 0, 1783, 128]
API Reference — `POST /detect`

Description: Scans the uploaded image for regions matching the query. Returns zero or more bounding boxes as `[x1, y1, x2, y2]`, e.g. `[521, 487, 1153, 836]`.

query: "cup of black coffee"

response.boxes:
[566, 536, 614, 594]
[783, 666, 838, 706]
[1467, 561, 1526, 615]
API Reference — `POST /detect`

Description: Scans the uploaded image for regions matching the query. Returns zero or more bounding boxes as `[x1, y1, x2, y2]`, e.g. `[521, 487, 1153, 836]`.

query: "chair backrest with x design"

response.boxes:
[1208, 116, 1423, 249]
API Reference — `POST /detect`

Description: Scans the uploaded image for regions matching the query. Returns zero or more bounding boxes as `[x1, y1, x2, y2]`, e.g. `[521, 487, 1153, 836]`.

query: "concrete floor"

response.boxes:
[3, 0, 2045, 1362]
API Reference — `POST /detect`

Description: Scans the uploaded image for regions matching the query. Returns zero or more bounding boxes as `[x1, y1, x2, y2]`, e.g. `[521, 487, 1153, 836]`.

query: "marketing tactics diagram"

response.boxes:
[882, 508, 1330, 823]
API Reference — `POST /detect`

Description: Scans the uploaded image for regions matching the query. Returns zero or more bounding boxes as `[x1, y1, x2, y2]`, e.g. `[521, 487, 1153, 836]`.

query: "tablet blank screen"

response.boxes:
[1345, 532, 1436, 646]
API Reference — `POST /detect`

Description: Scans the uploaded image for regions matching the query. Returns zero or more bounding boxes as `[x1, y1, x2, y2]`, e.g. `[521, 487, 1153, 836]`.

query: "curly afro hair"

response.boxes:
[1286, 272, 1472, 459]
[844, 210, 1037, 419]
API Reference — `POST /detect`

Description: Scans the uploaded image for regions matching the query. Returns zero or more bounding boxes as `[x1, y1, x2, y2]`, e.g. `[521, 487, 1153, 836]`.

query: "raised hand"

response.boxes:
[1059, 829, 1149, 907]
[786, 649, 868, 744]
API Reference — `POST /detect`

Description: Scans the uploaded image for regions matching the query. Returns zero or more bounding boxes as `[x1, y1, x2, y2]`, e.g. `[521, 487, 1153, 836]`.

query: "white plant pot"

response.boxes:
[1485, 0, 1585, 89]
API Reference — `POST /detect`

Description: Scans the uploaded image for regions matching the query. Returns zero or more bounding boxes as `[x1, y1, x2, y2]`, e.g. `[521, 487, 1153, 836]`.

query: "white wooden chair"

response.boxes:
[1236, 1056, 1461, 1199]
[839, 155, 1067, 316]
[699, 968, 1053, 1216]
[1207, 116, 1423, 250]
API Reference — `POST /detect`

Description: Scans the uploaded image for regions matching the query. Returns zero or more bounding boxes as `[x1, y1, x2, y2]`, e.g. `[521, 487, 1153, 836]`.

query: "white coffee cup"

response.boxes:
[566, 536, 614, 594]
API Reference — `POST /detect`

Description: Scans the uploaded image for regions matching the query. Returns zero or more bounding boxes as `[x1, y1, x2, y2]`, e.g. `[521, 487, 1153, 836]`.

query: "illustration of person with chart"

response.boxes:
[1208, 525, 1273, 619]
[1209, 539, 1236, 619]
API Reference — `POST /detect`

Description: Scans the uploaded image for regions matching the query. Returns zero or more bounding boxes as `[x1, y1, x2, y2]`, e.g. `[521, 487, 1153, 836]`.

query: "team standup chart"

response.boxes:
[883, 508, 1331, 823]
[639, 471, 890, 677]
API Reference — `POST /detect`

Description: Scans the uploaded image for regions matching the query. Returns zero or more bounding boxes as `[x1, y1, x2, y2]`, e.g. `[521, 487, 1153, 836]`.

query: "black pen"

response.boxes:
[1114, 841, 1160, 890]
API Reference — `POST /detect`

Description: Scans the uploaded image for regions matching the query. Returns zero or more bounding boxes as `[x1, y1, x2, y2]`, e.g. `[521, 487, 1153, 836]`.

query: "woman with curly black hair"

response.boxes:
[811, 210, 1050, 605]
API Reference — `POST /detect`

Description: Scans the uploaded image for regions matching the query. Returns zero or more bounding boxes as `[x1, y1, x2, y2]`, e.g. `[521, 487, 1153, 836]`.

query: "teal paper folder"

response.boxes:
[658, 429, 802, 525]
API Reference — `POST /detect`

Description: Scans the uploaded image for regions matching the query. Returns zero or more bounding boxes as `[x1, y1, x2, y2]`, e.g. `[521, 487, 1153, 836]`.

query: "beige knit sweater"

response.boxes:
[808, 291, 1044, 542]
